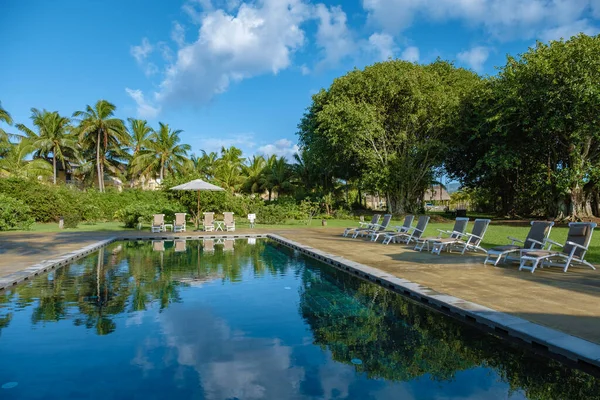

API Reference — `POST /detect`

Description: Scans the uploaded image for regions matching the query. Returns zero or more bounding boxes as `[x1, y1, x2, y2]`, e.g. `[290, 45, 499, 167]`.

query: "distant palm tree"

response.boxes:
[0, 140, 52, 179]
[127, 118, 152, 156]
[127, 118, 152, 184]
[0, 101, 17, 156]
[241, 155, 266, 194]
[192, 150, 219, 180]
[132, 122, 190, 180]
[73, 100, 128, 192]
[0, 101, 13, 143]
[214, 146, 244, 192]
[264, 156, 293, 200]
[16, 108, 77, 184]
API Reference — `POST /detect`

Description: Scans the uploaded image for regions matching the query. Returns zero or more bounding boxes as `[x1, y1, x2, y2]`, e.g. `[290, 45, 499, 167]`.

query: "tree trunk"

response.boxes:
[268, 189, 272, 201]
[96, 131, 103, 192]
[569, 183, 593, 220]
[160, 161, 164, 180]
[52, 148, 57, 185]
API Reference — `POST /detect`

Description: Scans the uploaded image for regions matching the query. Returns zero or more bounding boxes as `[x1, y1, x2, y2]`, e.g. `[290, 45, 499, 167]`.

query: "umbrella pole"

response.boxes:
[197, 190, 201, 230]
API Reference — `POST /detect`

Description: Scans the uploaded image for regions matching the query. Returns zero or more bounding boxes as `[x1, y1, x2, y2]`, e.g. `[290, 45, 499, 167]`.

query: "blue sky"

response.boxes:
[2, 0, 599, 159]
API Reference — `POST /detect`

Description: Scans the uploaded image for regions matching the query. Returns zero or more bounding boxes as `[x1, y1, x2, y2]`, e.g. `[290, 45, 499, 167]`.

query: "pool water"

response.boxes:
[0, 239, 599, 399]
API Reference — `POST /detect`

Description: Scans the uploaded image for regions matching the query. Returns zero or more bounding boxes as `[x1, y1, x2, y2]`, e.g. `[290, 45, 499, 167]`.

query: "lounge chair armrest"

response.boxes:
[413, 227, 424, 233]
[507, 236, 523, 244]
[526, 238, 545, 248]
[565, 241, 588, 250]
[544, 238, 563, 248]
[436, 229, 450, 234]
[454, 231, 469, 237]
[465, 232, 482, 240]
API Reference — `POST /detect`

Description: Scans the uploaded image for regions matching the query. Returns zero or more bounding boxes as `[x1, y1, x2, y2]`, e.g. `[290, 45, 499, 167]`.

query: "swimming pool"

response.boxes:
[0, 239, 599, 399]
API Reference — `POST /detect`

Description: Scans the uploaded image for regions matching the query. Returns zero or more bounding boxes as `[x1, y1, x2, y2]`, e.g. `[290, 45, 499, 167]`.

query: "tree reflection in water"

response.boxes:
[0, 239, 599, 399]
[295, 248, 600, 400]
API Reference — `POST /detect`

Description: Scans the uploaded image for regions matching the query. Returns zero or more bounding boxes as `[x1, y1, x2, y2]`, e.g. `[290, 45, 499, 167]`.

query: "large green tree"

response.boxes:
[299, 60, 480, 213]
[16, 108, 77, 185]
[446, 34, 600, 219]
[73, 100, 128, 192]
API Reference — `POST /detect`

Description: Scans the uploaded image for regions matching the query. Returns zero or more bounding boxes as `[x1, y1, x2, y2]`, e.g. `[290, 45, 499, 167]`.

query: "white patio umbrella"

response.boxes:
[170, 179, 225, 229]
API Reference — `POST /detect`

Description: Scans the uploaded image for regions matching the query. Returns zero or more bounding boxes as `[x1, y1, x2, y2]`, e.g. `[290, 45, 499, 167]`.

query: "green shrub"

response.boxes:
[114, 201, 183, 228]
[63, 214, 81, 229]
[256, 204, 289, 224]
[0, 194, 34, 231]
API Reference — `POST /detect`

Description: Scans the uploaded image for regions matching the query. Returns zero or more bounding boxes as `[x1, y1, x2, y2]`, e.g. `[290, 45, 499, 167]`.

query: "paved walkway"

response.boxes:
[1, 228, 599, 346]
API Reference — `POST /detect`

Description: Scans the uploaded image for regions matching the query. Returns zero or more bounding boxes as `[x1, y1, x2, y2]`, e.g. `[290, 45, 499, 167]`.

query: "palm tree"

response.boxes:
[192, 150, 219, 180]
[241, 155, 266, 194]
[215, 146, 244, 191]
[264, 156, 293, 200]
[0, 101, 13, 144]
[73, 100, 128, 192]
[0, 140, 52, 178]
[127, 118, 152, 185]
[132, 122, 190, 180]
[127, 118, 152, 156]
[16, 108, 77, 184]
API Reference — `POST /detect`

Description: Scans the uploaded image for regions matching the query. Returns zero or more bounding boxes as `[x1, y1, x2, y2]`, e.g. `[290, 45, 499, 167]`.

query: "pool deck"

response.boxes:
[2, 228, 600, 364]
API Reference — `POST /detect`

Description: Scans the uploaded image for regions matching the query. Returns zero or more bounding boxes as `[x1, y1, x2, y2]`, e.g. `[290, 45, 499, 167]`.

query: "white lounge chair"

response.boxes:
[248, 213, 256, 228]
[370, 215, 414, 242]
[343, 214, 380, 237]
[151, 214, 165, 233]
[414, 217, 469, 252]
[224, 212, 235, 232]
[173, 213, 187, 233]
[382, 215, 430, 245]
[203, 212, 215, 232]
[484, 221, 554, 266]
[430, 218, 491, 255]
[352, 214, 392, 238]
[519, 222, 597, 273]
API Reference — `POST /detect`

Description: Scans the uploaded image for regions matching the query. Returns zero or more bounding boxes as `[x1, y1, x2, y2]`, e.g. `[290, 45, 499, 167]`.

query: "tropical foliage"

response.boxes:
[2, 34, 600, 220]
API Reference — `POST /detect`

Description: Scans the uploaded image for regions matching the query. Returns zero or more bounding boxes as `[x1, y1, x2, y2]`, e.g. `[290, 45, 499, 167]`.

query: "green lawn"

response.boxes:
[6, 217, 600, 264]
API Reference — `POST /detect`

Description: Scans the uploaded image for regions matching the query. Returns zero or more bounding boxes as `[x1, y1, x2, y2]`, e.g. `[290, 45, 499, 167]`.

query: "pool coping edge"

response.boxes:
[266, 233, 600, 369]
[0, 236, 119, 291]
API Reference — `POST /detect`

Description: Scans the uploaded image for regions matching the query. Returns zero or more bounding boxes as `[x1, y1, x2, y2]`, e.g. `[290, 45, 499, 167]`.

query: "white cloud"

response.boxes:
[197, 133, 256, 154]
[539, 19, 598, 42]
[171, 22, 186, 47]
[368, 32, 396, 60]
[155, 0, 309, 107]
[456, 46, 490, 72]
[300, 64, 311, 75]
[157, 42, 174, 62]
[131, 37, 154, 63]
[131, 38, 160, 76]
[257, 138, 299, 159]
[362, 0, 599, 41]
[314, 4, 355, 67]
[125, 88, 161, 119]
[401, 46, 420, 63]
